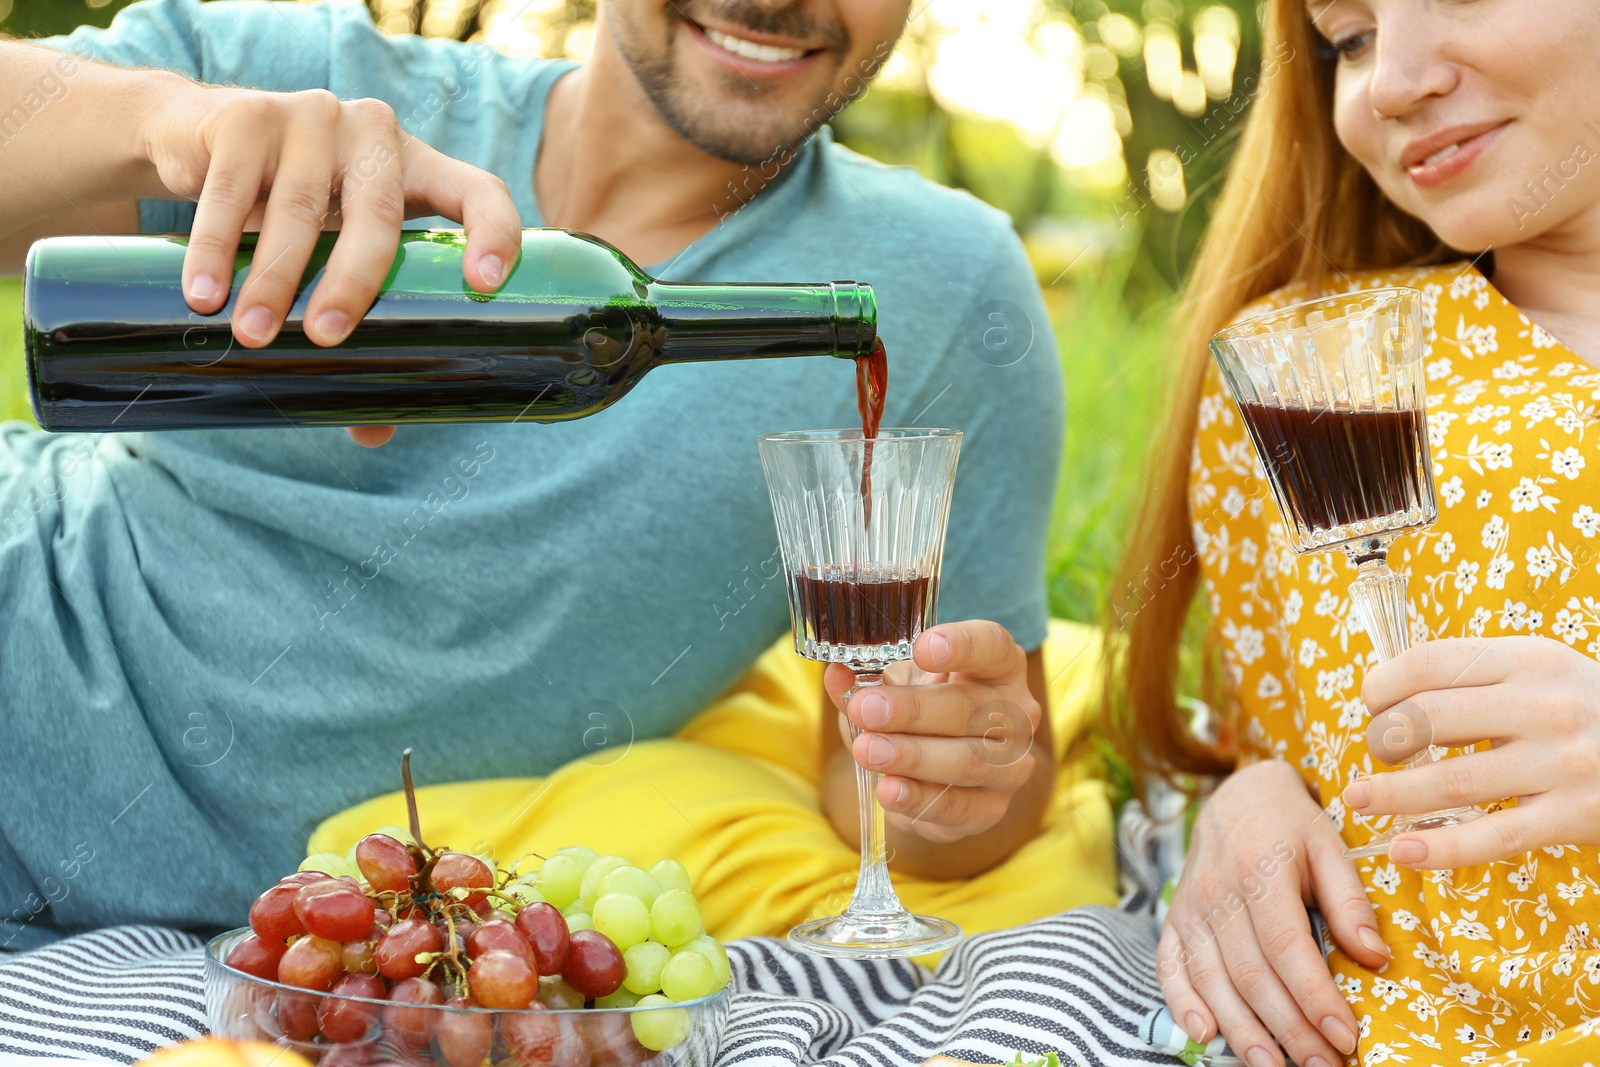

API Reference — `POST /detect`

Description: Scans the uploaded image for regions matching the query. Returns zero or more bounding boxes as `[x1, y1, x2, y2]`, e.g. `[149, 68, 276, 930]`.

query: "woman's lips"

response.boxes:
[681, 19, 826, 80]
[1405, 123, 1508, 189]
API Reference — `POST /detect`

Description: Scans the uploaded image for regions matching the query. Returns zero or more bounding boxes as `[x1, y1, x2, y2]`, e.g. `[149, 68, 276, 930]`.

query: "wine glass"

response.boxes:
[1209, 286, 1482, 860]
[758, 428, 964, 957]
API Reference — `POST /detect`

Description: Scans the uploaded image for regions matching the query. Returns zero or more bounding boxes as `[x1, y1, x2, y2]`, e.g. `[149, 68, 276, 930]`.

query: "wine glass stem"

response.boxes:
[1349, 556, 1433, 770]
[845, 670, 901, 916]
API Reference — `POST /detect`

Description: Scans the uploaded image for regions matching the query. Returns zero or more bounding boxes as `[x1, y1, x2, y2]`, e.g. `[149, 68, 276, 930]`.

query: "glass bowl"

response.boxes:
[205, 929, 730, 1067]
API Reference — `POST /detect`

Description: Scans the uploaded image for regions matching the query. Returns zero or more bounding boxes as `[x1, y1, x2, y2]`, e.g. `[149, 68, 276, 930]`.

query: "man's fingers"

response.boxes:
[1304, 827, 1390, 970]
[346, 426, 395, 448]
[402, 141, 522, 293]
[1361, 636, 1512, 713]
[846, 677, 1024, 738]
[852, 727, 1035, 790]
[233, 93, 343, 347]
[912, 621, 1024, 682]
[303, 100, 407, 347]
[1347, 746, 1527, 815]
[1156, 923, 1216, 1045]
[1386, 804, 1553, 869]
[1364, 685, 1506, 764]
[182, 127, 270, 316]
[878, 778, 998, 841]
[1246, 880, 1359, 1059]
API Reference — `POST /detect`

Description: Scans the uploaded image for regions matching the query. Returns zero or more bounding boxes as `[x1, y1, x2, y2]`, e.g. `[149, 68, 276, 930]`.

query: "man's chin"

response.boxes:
[662, 102, 823, 167]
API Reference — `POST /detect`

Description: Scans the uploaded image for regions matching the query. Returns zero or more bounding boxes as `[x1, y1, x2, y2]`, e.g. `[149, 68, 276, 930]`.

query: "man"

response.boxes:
[0, 0, 1063, 949]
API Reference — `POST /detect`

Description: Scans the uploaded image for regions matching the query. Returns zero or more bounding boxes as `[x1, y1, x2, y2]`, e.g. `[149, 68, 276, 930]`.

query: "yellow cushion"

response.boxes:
[309, 620, 1117, 951]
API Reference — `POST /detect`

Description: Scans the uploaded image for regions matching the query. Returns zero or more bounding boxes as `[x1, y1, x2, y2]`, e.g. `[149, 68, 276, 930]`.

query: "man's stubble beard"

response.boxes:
[603, 4, 843, 167]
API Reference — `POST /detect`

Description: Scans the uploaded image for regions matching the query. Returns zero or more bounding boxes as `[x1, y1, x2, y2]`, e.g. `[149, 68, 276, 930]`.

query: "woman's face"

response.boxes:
[1314, 0, 1600, 252]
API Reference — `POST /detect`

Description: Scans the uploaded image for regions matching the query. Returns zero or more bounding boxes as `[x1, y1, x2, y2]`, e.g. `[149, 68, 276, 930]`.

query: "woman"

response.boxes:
[1113, 1, 1600, 1065]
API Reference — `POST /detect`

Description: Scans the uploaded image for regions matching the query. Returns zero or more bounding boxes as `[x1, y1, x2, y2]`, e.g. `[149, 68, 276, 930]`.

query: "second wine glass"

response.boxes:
[758, 427, 964, 958]
[1209, 286, 1482, 861]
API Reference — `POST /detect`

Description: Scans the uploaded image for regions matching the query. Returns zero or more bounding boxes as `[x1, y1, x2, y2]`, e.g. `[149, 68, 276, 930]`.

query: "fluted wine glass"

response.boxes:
[758, 428, 964, 957]
[1210, 286, 1482, 860]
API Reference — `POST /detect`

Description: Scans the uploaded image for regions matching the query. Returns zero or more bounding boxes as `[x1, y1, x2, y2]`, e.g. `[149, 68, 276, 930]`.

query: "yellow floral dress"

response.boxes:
[1191, 262, 1600, 1066]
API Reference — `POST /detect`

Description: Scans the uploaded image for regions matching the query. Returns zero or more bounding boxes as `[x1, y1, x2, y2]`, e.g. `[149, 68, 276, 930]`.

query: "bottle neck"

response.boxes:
[646, 281, 876, 365]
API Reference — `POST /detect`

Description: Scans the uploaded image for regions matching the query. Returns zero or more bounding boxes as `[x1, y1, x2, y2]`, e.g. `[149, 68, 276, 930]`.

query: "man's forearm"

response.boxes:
[0, 40, 180, 238]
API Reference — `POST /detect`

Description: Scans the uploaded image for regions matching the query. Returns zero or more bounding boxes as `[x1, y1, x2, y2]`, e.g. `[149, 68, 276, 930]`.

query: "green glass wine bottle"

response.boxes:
[23, 228, 877, 431]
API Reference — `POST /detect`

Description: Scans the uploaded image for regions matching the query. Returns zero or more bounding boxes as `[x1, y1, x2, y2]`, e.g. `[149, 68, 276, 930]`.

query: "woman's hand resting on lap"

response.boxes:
[1158, 759, 1390, 1067]
[1348, 635, 1600, 868]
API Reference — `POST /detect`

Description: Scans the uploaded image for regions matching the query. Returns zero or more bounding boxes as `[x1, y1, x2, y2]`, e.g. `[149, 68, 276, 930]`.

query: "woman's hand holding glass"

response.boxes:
[1348, 635, 1600, 868]
[1157, 760, 1390, 1067]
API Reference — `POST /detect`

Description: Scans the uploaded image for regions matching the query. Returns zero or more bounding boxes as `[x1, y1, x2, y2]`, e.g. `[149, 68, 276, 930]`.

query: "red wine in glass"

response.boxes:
[792, 565, 934, 650]
[1234, 402, 1427, 535]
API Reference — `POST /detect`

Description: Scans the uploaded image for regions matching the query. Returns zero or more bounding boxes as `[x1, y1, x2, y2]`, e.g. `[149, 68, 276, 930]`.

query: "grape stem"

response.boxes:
[400, 748, 431, 853]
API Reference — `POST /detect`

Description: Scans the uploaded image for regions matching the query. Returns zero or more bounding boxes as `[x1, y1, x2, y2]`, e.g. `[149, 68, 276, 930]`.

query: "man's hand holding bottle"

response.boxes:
[0, 44, 524, 446]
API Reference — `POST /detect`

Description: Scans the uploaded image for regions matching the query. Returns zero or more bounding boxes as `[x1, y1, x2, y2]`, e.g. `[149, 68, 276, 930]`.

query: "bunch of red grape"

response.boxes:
[223, 828, 729, 1064]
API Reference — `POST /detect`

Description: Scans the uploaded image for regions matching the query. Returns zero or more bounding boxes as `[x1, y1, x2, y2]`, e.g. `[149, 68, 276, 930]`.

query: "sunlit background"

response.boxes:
[2, 0, 1265, 694]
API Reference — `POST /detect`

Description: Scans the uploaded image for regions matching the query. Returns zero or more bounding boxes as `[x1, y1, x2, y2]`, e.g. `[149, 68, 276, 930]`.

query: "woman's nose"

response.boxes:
[1368, 18, 1461, 120]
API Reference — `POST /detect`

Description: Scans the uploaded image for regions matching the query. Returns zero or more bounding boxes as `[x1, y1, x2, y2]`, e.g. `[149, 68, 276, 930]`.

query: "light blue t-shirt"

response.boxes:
[3, 0, 1063, 945]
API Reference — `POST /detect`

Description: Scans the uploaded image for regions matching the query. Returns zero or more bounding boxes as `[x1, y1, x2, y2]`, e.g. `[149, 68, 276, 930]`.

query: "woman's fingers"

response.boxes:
[232, 91, 342, 348]
[303, 98, 406, 347]
[1179, 919, 1285, 1067]
[1304, 823, 1391, 970]
[1347, 745, 1530, 815]
[1361, 636, 1513, 713]
[1246, 870, 1359, 1059]
[1387, 804, 1556, 869]
[1364, 684, 1507, 765]
[1212, 908, 1340, 1067]
[1156, 921, 1216, 1045]
[401, 139, 521, 294]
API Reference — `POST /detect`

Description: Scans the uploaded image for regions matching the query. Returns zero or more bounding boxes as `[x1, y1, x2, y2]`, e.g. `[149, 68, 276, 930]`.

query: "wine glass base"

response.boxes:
[788, 912, 962, 959]
[1343, 806, 1483, 860]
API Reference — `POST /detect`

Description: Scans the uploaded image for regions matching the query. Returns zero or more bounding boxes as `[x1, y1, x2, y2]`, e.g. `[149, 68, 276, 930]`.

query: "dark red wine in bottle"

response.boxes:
[792, 564, 935, 650]
[23, 229, 878, 431]
[1235, 402, 1428, 533]
[854, 338, 887, 524]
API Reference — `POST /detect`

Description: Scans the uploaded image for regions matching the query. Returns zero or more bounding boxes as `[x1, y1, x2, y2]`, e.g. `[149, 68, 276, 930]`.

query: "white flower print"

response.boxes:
[1427, 357, 1453, 380]
[1522, 397, 1555, 424]
[1433, 532, 1456, 562]
[1575, 504, 1600, 538]
[1314, 589, 1340, 618]
[1531, 322, 1561, 348]
[1553, 607, 1590, 646]
[1509, 476, 1553, 513]
[1373, 863, 1403, 895]
[1476, 489, 1492, 508]
[1283, 588, 1303, 625]
[1527, 544, 1558, 581]
[1500, 599, 1531, 631]
[1234, 625, 1265, 665]
[1468, 326, 1500, 356]
[1452, 911, 1492, 940]
[1482, 442, 1514, 471]
[1481, 514, 1508, 550]
[1393, 909, 1421, 932]
[1493, 418, 1512, 435]
[1467, 606, 1491, 637]
[1550, 446, 1586, 479]
[1452, 560, 1480, 599]
[1256, 672, 1283, 698]
[1298, 637, 1324, 667]
[1443, 982, 1481, 1007]
[1485, 555, 1514, 590]
[1372, 976, 1409, 1004]
[1440, 475, 1466, 507]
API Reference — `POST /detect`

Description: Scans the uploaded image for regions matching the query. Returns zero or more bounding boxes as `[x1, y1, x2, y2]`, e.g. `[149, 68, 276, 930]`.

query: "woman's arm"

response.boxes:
[818, 622, 1055, 880]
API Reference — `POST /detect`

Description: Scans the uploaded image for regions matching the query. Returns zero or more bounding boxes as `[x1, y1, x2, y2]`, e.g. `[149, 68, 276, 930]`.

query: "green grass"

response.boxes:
[1043, 259, 1178, 624]
[0, 280, 27, 424]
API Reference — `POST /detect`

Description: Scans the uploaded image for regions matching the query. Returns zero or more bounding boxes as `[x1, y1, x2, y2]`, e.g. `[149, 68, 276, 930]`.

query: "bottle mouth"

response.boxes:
[829, 282, 877, 357]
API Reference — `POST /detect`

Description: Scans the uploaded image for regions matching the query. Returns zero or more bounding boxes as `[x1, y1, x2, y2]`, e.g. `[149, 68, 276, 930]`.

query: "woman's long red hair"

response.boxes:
[1104, 0, 1453, 786]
